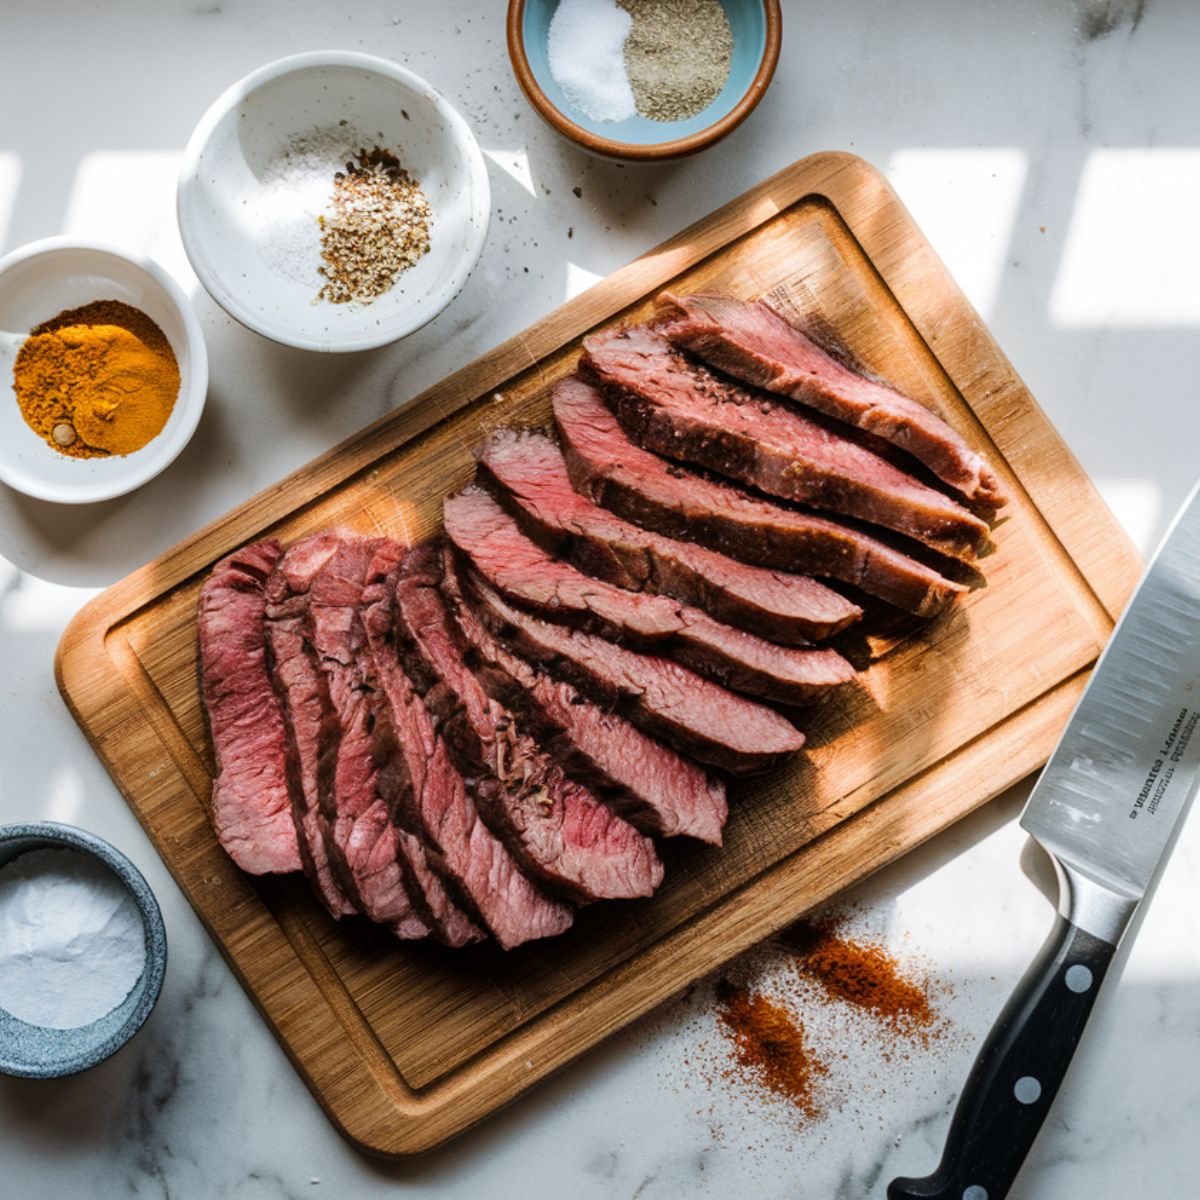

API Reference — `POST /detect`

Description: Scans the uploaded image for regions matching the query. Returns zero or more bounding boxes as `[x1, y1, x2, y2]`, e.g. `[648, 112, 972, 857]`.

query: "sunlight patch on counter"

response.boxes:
[0, 153, 22, 254]
[565, 260, 604, 300]
[481, 147, 537, 198]
[0, 554, 99, 635]
[1050, 149, 1200, 328]
[1095, 477, 1163, 555]
[888, 148, 1029, 320]
[63, 151, 196, 292]
[43, 763, 88, 824]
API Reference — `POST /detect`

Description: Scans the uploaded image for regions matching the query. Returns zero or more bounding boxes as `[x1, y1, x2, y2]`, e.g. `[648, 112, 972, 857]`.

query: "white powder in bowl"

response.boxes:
[0, 848, 147, 1030]
[547, 0, 637, 123]
[254, 125, 364, 291]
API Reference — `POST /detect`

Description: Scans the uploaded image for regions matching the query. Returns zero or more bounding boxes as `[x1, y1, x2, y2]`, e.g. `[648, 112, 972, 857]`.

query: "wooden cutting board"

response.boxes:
[56, 152, 1140, 1156]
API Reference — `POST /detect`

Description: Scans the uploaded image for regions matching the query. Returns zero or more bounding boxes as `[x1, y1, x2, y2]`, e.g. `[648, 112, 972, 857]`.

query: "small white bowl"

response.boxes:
[177, 51, 491, 353]
[0, 238, 208, 505]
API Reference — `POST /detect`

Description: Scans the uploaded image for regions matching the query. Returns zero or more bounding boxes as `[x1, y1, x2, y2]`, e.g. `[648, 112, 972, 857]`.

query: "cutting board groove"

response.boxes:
[57, 153, 1139, 1154]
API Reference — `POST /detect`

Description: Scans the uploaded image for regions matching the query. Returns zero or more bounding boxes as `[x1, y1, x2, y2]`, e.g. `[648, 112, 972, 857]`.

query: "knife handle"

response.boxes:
[887, 914, 1114, 1200]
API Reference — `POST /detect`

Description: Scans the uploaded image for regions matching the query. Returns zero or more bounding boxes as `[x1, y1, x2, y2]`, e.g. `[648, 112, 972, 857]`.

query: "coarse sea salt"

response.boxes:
[547, 0, 637, 123]
[254, 125, 368, 292]
[0, 848, 146, 1030]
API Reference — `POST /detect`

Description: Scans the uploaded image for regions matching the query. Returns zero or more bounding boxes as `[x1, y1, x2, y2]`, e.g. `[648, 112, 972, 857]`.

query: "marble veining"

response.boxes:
[2, 1, 1200, 1198]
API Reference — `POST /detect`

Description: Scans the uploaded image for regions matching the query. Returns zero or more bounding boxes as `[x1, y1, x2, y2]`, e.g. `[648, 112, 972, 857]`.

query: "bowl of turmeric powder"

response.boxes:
[0, 238, 207, 503]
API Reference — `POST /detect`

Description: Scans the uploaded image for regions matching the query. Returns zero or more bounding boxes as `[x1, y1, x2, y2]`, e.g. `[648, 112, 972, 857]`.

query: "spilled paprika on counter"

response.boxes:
[713, 979, 828, 1120]
[782, 917, 939, 1045]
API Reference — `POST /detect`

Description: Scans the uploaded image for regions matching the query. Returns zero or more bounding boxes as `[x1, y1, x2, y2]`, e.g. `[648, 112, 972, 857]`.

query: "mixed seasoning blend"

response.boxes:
[258, 125, 433, 306]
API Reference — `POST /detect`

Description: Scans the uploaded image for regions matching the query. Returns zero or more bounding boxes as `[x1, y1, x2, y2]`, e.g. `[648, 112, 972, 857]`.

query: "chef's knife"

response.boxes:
[888, 479, 1200, 1200]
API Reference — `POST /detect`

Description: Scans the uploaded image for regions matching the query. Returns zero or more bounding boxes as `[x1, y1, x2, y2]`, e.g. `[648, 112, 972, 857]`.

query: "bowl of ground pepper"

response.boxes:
[0, 238, 207, 504]
[509, 0, 781, 161]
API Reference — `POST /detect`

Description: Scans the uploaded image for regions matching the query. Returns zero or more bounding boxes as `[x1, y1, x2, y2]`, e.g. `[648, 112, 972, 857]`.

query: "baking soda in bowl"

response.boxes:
[0, 848, 146, 1030]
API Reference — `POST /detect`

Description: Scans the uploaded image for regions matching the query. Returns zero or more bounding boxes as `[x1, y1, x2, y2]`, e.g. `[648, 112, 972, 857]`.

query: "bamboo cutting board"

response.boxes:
[56, 153, 1140, 1156]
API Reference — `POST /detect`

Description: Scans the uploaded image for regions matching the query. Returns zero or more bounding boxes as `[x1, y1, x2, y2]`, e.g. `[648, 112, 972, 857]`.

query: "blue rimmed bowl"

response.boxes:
[507, 0, 781, 161]
[0, 822, 167, 1079]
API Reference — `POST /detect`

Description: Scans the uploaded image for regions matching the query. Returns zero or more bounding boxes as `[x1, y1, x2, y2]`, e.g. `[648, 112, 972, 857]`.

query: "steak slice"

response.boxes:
[198, 540, 302, 876]
[440, 547, 727, 845]
[475, 427, 860, 643]
[553, 377, 964, 618]
[393, 543, 663, 903]
[339, 540, 482, 947]
[308, 535, 483, 944]
[581, 324, 990, 562]
[264, 534, 358, 918]
[554, 377, 966, 617]
[658, 292, 1007, 513]
[459, 563, 806, 775]
[362, 547, 572, 949]
[444, 486, 856, 706]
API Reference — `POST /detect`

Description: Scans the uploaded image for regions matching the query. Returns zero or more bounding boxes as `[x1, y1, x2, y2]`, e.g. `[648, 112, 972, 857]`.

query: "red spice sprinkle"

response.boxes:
[713, 979, 828, 1120]
[782, 919, 939, 1044]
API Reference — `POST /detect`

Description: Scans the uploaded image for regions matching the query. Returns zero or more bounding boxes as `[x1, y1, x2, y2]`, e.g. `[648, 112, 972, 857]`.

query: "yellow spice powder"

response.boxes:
[12, 299, 179, 460]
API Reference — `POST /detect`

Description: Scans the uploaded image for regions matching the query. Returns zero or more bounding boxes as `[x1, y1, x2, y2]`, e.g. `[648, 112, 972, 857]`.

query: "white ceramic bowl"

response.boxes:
[177, 51, 491, 353]
[0, 238, 208, 505]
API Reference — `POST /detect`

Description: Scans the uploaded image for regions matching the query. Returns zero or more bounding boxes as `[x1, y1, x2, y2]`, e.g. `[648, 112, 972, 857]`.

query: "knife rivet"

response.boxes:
[963, 1187, 989, 1200]
[1065, 964, 1094, 993]
[1014, 1076, 1042, 1105]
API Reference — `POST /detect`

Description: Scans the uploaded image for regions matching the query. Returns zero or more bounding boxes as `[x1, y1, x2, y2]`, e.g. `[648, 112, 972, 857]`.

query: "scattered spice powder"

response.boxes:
[714, 979, 828, 1120]
[783, 917, 941, 1046]
[663, 908, 959, 1140]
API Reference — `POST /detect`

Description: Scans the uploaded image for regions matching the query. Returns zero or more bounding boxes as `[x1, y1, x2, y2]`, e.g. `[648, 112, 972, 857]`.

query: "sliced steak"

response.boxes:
[581, 324, 990, 562]
[264, 534, 358, 918]
[440, 547, 727, 845]
[459, 563, 806, 775]
[444, 487, 856, 705]
[343, 541, 482, 947]
[475, 427, 860, 643]
[658, 293, 1006, 513]
[553, 377, 964, 618]
[393, 543, 663, 903]
[308, 535, 483, 944]
[362, 547, 573, 949]
[199, 540, 302, 876]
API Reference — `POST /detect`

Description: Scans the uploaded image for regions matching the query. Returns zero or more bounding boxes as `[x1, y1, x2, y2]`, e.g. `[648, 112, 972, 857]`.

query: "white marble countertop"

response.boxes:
[2, 1, 1199, 1197]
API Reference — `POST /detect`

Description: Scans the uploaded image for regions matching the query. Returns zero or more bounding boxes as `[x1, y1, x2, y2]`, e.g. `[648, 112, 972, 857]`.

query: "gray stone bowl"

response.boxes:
[0, 821, 167, 1078]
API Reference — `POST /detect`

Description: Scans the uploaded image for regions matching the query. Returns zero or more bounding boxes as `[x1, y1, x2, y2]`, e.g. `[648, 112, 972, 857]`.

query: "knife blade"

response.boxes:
[888, 478, 1200, 1200]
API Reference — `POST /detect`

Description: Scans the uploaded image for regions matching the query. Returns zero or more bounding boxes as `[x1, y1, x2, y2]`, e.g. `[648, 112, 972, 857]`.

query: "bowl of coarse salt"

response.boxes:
[178, 51, 490, 353]
[0, 822, 167, 1078]
[508, 0, 781, 161]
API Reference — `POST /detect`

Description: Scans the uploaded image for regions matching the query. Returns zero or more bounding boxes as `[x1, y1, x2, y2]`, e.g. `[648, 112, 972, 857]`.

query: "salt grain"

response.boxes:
[0, 848, 146, 1030]
[547, 0, 637, 123]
